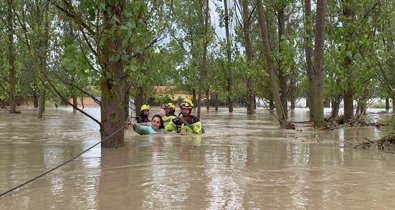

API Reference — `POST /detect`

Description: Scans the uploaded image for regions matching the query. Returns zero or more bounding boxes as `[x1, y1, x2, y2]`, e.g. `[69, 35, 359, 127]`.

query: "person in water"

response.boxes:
[129, 114, 165, 135]
[165, 98, 202, 134]
[136, 104, 150, 123]
[162, 102, 177, 124]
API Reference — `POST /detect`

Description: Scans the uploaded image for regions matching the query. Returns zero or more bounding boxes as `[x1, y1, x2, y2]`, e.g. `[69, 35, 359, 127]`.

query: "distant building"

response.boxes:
[154, 86, 191, 101]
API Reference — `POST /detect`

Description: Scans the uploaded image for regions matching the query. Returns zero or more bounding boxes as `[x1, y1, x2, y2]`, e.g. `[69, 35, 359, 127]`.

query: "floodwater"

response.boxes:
[1, 106, 395, 209]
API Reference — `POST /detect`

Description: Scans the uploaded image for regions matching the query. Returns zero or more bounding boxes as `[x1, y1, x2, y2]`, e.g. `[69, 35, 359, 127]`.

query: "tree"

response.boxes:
[6, 0, 17, 113]
[224, 0, 234, 113]
[304, 0, 314, 121]
[196, 0, 210, 118]
[256, 0, 287, 128]
[310, 0, 326, 128]
[239, 0, 255, 115]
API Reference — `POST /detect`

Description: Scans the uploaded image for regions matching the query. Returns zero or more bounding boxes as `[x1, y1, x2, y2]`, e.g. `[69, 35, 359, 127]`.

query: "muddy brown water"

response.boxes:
[1, 106, 395, 209]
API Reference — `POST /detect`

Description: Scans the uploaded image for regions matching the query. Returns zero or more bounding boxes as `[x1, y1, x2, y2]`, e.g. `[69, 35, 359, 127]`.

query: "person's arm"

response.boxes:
[134, 124, 156, 135]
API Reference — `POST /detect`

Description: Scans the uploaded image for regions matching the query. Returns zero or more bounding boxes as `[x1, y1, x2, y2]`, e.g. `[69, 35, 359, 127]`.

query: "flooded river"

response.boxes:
[1, 106, 395, 209]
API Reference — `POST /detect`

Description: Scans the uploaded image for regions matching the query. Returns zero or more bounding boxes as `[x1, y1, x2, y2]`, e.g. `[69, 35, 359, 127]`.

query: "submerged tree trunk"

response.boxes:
[197, 0, 209, 119]
[278, 5, 288, 120]
[7, 0, 17, 114]
[256, 0, 287, 128]
[304, 0, 314, 122]
[214, 93, 219, 111]
[100, 0, 127, 148]
[37, 83, 45, 118]
[240, 0, 255, 115]
[224, 0, 233, 113]
[342, 3, 355, 122]
[310, 0, 326, 128]
[37, 2, 50, 119]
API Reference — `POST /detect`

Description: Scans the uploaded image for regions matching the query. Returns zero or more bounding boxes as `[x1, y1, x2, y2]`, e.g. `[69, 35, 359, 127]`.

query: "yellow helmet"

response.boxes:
[165, 102, 176, 110]
[140, 104, 150, 111]
[180, 97, 194, 109]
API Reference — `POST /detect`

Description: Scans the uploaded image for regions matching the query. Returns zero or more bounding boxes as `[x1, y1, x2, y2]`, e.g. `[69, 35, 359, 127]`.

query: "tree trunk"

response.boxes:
[343, 89, 354, 121]
[385, 98, 390, 111]
[7, 0, 17, 114]
[205, 89, 210, 111]
[81, 97, 85, 109]
[135, 85, 144, 116]
[197, 0, 209, 119]
[324, 98, 330, 108]
[224, 0, 233, 113]
[100, 0, 127, 148]
[306, 96, 309, 108]
[124, 79, 130, 120]
[37, 2, 49, 119]
[214, 93, 219, 111]
[304, 0, 314, 122]
[240, 0, 255, 115]
[311, 0, 326, 128]
[290, 67, 296, 110]
[269, 100, 275, 110]
[356, 99, 367, 117]
[342, 3, 355, 122]
[330, 96, 341, 119]
[278, 5, 288, 120]
[37, 87, 45, 118]
[33, 93, 39, 108]
[256, 0, 287, 128]
[72, 96, 78, 112]
[192, 89, 196, 105]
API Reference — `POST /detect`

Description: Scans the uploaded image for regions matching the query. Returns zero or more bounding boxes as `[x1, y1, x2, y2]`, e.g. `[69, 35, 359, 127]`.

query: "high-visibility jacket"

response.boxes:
[163, 113, 177, 124]
[165, 115, 202, 134]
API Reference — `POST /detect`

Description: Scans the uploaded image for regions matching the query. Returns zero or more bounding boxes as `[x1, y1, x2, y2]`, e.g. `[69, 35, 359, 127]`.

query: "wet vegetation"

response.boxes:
[354, 116, 395, 151]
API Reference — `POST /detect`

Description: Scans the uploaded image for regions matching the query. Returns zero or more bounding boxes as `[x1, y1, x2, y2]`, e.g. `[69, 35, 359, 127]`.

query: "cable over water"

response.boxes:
[0, 124, 128, 198]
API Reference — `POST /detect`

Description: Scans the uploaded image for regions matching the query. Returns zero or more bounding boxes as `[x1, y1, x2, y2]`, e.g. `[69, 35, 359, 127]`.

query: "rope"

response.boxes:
[0, 124, 128, 198]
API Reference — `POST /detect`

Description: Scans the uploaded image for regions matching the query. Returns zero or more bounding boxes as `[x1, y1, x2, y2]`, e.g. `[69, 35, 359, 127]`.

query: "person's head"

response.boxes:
[140, 104, 150, 116]
[151, 114, 164, 131]
[164, 102, 176, 114]
[179, 98, 193, 117]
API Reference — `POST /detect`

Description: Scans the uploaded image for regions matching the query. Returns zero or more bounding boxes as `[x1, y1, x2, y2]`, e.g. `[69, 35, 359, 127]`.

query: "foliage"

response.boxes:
[0, 0, 394, 130]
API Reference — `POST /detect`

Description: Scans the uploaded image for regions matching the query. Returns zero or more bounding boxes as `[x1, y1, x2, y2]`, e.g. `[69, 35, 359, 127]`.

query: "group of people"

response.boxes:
[127, 98, 203, 135]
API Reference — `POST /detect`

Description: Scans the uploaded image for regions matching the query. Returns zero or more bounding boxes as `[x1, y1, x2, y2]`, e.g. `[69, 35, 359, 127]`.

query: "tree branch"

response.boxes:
[43, 73, 102, 126]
